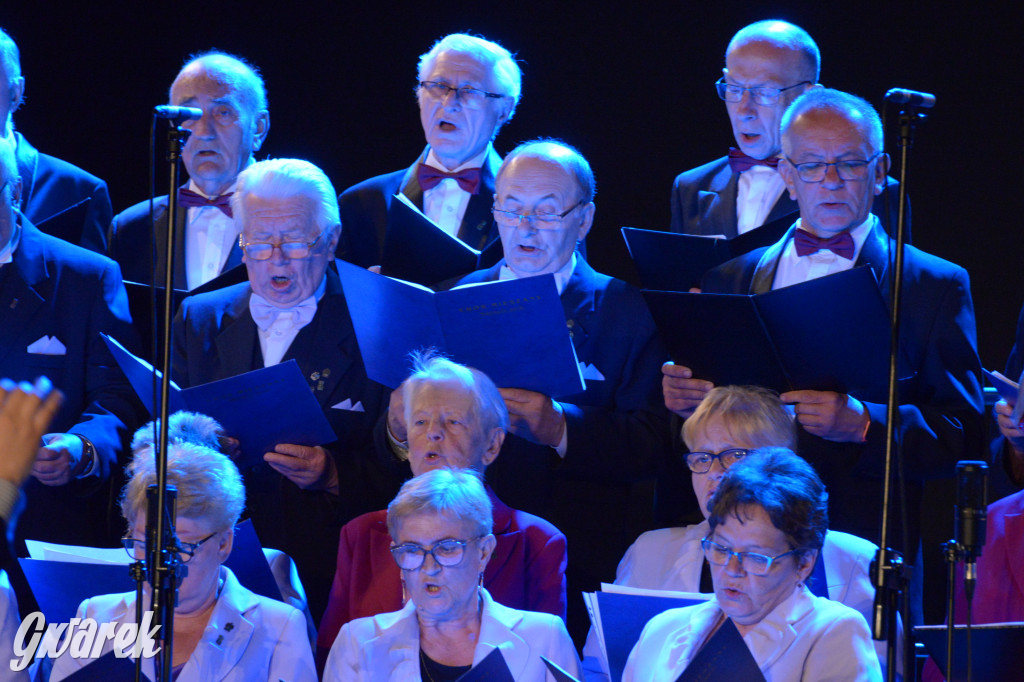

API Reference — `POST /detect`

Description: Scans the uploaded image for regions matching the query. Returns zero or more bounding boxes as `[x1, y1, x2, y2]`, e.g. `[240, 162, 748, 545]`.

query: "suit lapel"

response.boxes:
[749, 226, 793, 294]
[477, 597, 531, 678]
[214, 289, 260, 377]
[399, 149, 427, 210]
[281, 267, 356, 407]
[0, 223, 47, 365]
[561, 259, 596, 351]
[458, 147, 501, 251]
[368, 522, 403, 614]
[485, 489, 518, 578]
[191, 570, 258, 682]
[853, 219, 892, 297]
[703, 162, 740, 238]
[763, 190, 799, 225]
[14, 133, 39, 214]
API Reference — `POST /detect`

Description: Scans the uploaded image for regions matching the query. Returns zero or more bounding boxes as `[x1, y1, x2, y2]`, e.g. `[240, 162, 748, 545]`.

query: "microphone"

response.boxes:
[885, 88, 936, 109]
[955, 460, 988, 579]
[154, 105, 203, 121]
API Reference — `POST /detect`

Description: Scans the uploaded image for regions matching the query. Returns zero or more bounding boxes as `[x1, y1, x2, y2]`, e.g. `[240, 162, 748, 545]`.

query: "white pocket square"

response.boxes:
[331, 399, 365, 412]
[578, 362, 605, 381]
[27, 336, 67, 355]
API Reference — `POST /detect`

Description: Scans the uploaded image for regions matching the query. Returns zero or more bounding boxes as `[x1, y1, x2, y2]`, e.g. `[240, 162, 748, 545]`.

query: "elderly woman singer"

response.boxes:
[324, 467, 580, 680]
[50, 441, 316, 681]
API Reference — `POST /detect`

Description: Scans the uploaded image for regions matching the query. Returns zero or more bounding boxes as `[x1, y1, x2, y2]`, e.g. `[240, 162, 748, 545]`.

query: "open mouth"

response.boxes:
[439, 120, 457, 132]
[425, 583, 442, 595]
[270, 275, 290, 289]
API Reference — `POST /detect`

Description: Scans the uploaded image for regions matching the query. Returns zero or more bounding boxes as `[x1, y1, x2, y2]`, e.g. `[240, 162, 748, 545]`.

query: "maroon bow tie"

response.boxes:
[178, 188, 234, 218]
[416, 164, 482, 194]
[793, 228, 856, 259]
[727, 148, 780, 173]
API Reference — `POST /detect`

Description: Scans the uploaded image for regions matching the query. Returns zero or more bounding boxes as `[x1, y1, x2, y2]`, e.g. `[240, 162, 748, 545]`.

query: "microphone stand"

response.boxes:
[871, 96, 927, 682]
[132, 115, 192, 682]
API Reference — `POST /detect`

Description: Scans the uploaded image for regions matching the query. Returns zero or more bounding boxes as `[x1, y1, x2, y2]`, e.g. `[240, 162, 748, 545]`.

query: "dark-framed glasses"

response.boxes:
[390, 536, 483, 571]
[685, 448, 750, 474]
[715, 77, 811, 106]
[418, 80, 508, 109]
[238, 231, 323, 260]
[492, 200, 585, 230]
[785, 152, 883, 183]
[122, 532, 218, 564]
[701, 537, 803, 576]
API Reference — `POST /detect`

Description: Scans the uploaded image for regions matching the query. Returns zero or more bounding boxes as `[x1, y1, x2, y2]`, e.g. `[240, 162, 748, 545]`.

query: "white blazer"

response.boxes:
[49, 566, 316, 682]
[622, 585, 882, 682]
[585, 521, 900, 674]
[324, 587, 581, 681]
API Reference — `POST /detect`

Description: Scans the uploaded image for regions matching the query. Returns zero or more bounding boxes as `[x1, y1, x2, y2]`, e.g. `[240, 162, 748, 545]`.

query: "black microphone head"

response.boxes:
[955, 460, 988, 559]
[154, 105, 204, 121]
[884, 88, 937, 109]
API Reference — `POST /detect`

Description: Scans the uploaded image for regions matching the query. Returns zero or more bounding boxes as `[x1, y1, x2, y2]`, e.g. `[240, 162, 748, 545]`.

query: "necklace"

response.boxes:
[420, 647, 435, 682]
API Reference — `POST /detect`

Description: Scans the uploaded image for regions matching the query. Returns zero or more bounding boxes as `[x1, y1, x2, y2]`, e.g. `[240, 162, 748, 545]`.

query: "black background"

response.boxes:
[3, 2, 1019, 367]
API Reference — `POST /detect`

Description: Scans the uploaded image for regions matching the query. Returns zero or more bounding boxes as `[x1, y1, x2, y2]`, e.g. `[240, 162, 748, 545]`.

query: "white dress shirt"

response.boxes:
[736, 165, 787, 235]
[772, 216, 875, 290]
[252, 275, 327, 367]
[422, 147, 490, 238]
[184, 179, 240, 290]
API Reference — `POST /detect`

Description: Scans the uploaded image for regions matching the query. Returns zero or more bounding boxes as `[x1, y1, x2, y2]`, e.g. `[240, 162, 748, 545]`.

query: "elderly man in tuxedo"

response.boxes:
[108, 51, 270, 290]
[663, 90, 983, 623]
[337, 33, 520, 270]
[385, 139, 669, 643]
[670, 20, 902, 242]
[171, 158, 394, 624]
[0, 27, 112, 252]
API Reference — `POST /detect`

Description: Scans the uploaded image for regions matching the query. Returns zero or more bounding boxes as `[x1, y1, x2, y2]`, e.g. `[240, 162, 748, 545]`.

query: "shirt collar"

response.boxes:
[0, 216, 22, 266]
[791, 214, 876, 261]
[424, 145, 491, 174]
[499, 253, 577, 295]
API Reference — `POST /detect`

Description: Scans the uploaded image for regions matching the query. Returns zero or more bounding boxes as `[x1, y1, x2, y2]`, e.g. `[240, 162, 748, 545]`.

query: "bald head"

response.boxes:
[727, 20, 819, 83]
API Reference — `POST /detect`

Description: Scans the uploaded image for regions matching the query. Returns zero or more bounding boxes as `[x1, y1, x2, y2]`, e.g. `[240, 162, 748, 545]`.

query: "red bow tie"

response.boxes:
[416, 164, 482, 194]
[178, 188, 234, 218]
[793, 228, 856, 259]
[727, 148, 780, 173]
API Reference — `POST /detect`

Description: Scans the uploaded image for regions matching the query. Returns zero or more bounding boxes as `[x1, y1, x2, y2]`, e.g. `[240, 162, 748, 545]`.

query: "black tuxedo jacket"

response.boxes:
[0, 221, 140, 552]
[337, 146, 502, 268]
[108, 193, 244, 290]
[701, 220, 984, 549]
[670, 155, 908, 242]
[171, 264, 395, 622]
[15, 132, 112, 253]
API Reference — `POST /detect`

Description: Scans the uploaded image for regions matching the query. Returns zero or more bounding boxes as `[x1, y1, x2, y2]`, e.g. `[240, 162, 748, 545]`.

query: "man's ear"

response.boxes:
[10, 76, 24, 114]
[252, 111, 270, 152]
[480, 428, 505, 467]
[778, 158, 799, 200]
[873, 153, 891, 196]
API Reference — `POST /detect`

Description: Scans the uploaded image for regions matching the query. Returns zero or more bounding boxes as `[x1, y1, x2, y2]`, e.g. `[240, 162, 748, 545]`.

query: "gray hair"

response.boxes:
[121, 441, 245, 532]
[782, 88, 884, 156]
[418, 33, 522, 121]
[498, 138, 596, 203]
[131, 411, 226, 454]
[172, 51, 267, 114]
[709, 447, 829, 557]
[728, 20, 820, 83]
[402, 349, 509, 438]
[0, 29, 19, 137]
[386, 467, 493, 539]
[232, 158, 341, 239]
[683, 385, 795, 451]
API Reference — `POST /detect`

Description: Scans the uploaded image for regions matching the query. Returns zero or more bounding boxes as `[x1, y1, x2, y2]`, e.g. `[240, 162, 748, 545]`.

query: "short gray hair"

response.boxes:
[402, 349, 509, 436]
[728, 20, 820, 83]
[781, 88, 883, 156]
[121, 441, 245, 533]
[386, 467, 493, 539]
[131, 411, 227, 454]
[498, 139, 596, 203]
[172, 51, 267, 114]
[232, 158, 341, 239]
[683, 385, 795, 451]
[418, 33, 522, 120]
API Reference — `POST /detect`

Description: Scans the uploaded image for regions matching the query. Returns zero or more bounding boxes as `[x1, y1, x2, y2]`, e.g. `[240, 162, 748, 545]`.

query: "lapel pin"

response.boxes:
[310, 371, 320, 382]
[224, 622, 234, 631]
[215, 635, 224, 645]
[9, 298, 17, 309]
[322, 368, 331, 378]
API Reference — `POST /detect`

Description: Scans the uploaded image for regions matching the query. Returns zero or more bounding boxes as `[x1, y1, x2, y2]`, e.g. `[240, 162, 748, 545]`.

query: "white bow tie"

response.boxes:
[248, 294, 318, 331]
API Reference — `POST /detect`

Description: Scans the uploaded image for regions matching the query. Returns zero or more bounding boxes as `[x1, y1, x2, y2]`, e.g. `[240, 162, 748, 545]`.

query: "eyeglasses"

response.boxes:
[701, 537, 803, 576]
[122, 532, 218, 564]
[685, 448, 750, 474]
[492, 201, 585, 230]
[784, 152, 883, 183]
[390, 536, 483, 571]
[715, 78, 811, 107]
[239, 231, 323, 260]
[418, 81, 508, 109]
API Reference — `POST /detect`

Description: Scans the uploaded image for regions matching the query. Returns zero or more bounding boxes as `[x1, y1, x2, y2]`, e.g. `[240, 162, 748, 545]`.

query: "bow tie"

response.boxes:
[178, 188, 234, 218]
[249, 293, 318, 331]
[793, 228, 856, 260]
[416, 164, 482, 194]
[727, 148, 780, 173]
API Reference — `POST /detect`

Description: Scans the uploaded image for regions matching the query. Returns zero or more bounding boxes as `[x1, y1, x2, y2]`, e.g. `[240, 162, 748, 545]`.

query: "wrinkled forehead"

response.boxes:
[410, 378, 478, 414]
[171, 63, 251, 107]
[784, 108, 872, 154]
[422, 49, 496, 86]
[726, 39, 808, 84]
[240, 194, 318, 235]
[497, 155, 579, 201]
